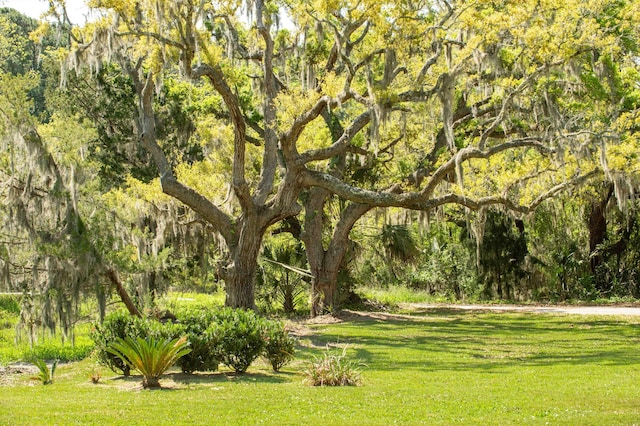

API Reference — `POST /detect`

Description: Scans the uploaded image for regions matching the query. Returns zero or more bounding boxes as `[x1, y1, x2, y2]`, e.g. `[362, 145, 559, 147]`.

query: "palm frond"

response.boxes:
[106, 335, 191, 388]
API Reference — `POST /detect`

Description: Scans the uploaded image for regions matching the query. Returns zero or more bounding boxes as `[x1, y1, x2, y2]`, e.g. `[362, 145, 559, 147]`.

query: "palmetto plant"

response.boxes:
[377, 224, 420, 282]
[261, 238, 308, 313]
[31, 358, 57, 385]
[106, 336, 191, 388]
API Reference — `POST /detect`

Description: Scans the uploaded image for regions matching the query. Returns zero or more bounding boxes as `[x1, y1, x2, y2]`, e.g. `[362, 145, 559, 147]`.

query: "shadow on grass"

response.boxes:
[106, 370, 294, 391]
[165, 370, 291, 385]
[298, 308, 640, 373]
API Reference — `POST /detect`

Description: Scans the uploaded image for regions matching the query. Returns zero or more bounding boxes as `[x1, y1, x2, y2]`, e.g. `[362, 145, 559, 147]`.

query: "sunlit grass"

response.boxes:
[356, 284, 453, 308]
[157, 289, 226, 312]
[1, 308, 639, 425]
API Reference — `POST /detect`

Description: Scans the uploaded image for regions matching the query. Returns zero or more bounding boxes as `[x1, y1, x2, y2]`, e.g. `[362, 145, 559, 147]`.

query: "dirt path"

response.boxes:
[401, 303, 640, 316]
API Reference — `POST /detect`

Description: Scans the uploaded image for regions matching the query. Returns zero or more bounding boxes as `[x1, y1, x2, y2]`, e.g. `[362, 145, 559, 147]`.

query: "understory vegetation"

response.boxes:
[2, 303, 639, 425]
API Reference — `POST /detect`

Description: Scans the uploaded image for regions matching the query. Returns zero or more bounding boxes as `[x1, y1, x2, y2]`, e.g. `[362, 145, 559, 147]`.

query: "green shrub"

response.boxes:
[146, 317, 183, 341]
[176, 309, 218, 373]
[90, 311, 148, 376]
[262, 320, 296, 372]
[106, 336, 191, 389]
[92, 308, 289, 376]
[304, 346, 364, 386]
[0, 294, 20, 314]
[23, 342, 94, 362]
[209, 308, 266, 373]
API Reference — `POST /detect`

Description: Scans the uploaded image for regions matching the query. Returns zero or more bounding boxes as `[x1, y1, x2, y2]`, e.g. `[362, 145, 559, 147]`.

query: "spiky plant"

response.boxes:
[304, 346, 364, 386]
[106, 336, 191, 389]
[32, 358, 57, 385]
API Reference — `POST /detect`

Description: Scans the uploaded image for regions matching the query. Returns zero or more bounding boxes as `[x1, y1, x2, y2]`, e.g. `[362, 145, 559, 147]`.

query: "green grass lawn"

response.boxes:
[1, 308, 639, 425]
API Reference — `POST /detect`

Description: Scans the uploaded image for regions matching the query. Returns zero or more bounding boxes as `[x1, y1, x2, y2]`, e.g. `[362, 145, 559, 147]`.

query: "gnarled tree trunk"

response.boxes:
[224, 259, 258, 309]
[224, 220, 263, 310]
[588, 185, 613, 292]
[303, 189, 371, 316]
[105, 269, 142, 318]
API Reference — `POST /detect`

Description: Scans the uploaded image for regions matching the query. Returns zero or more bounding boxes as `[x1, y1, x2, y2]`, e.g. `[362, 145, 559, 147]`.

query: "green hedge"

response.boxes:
[91, 308, 296, 375]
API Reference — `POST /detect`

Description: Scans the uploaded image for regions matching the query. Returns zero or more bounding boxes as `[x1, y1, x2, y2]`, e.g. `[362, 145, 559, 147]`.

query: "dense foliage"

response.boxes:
[91, 308, 296, 376]
[0, 0, 638, 342]
[173, 309, 219, 374]
[208, 307, 269, 373]
[90, 311, 158, 376]
[262, 320, 297, 372]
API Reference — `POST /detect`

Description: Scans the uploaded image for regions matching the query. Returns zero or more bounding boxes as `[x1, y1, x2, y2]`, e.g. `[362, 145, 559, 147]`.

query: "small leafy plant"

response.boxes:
[304, 346, 364, 386]
[90, 368, 101, 384]
[106, 336, 191, 389]
[209, 308, 265, 373]
[262, 321, 296, 372]
[32, 358, 57, 385]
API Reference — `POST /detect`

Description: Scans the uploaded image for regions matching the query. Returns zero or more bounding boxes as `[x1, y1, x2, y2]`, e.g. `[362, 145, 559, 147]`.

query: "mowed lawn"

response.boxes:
[1, 308, 639, 425]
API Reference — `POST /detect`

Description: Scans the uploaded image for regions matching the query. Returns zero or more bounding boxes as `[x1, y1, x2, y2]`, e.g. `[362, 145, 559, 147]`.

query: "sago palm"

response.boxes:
[106, 336, 191, 388]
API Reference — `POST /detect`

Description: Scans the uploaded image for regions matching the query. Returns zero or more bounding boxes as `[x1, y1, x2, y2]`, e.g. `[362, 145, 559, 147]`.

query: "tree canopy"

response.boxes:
[1, 0, 639, 319]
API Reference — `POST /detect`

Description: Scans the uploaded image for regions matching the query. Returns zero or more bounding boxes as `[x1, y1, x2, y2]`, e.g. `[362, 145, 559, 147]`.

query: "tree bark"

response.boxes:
[588, 185, 613, 292]
[310, 267, 341, 317]
[224, 255, 258, 310]
[105, 269, 142, 318]
[303, 192, 372, 316]
[302, 188, 330, 316]
[223, 218, 264, 310]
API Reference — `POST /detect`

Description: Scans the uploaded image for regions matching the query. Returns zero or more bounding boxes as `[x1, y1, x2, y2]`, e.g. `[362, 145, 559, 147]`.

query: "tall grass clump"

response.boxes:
[304, 346, 364, 386]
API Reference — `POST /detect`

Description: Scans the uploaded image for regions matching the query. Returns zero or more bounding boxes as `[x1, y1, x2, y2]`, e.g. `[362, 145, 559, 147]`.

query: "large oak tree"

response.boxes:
[59, 0, 639, 311]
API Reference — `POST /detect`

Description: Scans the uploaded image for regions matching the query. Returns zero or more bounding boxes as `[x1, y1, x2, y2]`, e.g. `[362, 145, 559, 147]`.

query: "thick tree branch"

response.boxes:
[192, 64, 251, 209]
[421, 138, 555, 199]
[105, 269, 142, 318]
[282, 93, 353, 160]
[253, 0, 279, 205]
[137, 72, 236, 246]
[298, 111, 371, 164]
[422, 170, 599, 213]
[301, 137, 558, 208]
[117, 31, 185, 51]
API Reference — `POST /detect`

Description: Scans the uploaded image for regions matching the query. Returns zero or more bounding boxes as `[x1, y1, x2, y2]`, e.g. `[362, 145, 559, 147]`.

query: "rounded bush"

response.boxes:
[90, 311, 152, 376]
[175, 309, 219, 374]
[209, 308, 266, 373]
[262, 320, 296, 372]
